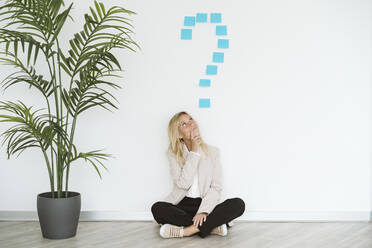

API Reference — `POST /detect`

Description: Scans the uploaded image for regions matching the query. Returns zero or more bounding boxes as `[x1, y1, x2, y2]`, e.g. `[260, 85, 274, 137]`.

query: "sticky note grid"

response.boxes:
[180, 12, 229, 109]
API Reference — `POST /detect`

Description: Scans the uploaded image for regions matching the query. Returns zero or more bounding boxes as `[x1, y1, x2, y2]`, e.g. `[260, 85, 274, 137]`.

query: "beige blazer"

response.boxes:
[163, 143, 222, 214]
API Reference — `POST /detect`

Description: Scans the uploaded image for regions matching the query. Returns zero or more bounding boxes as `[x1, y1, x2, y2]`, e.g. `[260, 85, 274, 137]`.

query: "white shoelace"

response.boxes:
[169, 226, 184, 237]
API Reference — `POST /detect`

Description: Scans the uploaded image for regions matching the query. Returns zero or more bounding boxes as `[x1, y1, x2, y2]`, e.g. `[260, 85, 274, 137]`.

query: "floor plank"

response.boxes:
[0, 221, 371, 248]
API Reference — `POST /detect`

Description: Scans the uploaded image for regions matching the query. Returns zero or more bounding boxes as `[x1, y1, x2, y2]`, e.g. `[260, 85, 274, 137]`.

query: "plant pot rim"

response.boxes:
[37, 191, 80, 199]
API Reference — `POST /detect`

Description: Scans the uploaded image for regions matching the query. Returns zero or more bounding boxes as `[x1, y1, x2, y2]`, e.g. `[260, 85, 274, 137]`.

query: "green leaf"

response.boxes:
[89, 7, 99, 22]
[13, 40, 18, 57]
[51, 3, 73, 43]
[5, 41, 10, 55]
[33, 43, 40, 65]
[26, 42, 33, 66]
[94, 1, 102, 19]
[99, 3, 106, 16]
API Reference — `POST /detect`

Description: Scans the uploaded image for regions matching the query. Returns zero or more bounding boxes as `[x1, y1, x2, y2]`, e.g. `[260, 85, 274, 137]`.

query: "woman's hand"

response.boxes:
[192, 212, 207, 227]
[190, 127, 202, 152]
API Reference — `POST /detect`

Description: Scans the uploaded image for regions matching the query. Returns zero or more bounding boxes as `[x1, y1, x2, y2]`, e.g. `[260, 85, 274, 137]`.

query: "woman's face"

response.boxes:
[178, 114, 199, 141]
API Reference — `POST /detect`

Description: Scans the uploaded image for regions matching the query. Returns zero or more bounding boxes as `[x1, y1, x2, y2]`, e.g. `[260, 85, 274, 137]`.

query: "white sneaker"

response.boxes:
[159, 224, 184, 238]
[210, 224, 228, 236]
[227, 220, 235, 227]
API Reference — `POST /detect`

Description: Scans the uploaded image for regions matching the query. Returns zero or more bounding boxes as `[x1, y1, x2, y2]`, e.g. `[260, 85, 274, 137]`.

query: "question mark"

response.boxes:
[180, 13, 229, 108]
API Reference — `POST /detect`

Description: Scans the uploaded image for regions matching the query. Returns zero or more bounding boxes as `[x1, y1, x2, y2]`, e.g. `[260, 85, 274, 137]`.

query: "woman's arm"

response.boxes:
[167, 151, 201, 190]
[196, 147, 222, 214]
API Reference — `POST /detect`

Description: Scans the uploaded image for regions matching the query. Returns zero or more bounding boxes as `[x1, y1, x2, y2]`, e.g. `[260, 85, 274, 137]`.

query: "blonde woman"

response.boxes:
[151, 111, 245, 238]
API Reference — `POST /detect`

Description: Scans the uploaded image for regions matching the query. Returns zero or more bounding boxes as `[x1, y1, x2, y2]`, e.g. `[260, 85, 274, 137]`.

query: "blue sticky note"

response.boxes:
[206, 65, 217, 75]
[181, 29, 192, 40]
[199, 98, 211, 108]
[196, 13, 207, 23]
[218, 39, 229, 48]
[216, 25, 227, 35]
[199, 79, 211, 87]
[213, 52, 224, 63]
[184, 16, 195, 26]
[210, 13, 222, 23]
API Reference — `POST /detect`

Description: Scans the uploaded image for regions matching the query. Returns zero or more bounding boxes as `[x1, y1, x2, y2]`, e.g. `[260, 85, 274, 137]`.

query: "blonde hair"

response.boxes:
[167, 111, 209, 166]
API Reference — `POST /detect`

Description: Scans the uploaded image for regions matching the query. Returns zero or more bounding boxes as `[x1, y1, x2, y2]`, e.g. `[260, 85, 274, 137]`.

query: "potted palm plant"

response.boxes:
[0, 0, 139, 239]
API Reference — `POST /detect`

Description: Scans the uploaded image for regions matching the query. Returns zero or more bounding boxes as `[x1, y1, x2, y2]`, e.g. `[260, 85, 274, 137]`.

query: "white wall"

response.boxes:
[0, 0, 371, 221]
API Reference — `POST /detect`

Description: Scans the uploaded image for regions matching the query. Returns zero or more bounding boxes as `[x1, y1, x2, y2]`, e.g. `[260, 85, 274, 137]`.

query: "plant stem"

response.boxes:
[41, 46, 57, 198]
[40, 143, 54, 194]
[51, 53, 61, 198]
[56, 39, 70, 198]
[65, 114, 77, 197]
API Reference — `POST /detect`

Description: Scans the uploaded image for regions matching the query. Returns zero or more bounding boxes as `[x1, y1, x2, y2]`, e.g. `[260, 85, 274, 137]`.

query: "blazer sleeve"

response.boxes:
[196, 147, 222, 214]
[167, 151, 201, 190]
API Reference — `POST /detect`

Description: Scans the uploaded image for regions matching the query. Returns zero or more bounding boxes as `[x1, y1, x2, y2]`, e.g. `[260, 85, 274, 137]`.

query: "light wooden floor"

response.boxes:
[1, 221, 372, 248]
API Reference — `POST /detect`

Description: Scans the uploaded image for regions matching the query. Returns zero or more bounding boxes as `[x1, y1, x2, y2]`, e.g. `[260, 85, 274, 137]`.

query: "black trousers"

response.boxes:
[151, 196, 245, 238]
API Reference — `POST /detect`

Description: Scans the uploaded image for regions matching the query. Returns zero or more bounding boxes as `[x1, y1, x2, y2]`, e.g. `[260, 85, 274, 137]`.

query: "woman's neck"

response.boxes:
[184, 140, 192, 152]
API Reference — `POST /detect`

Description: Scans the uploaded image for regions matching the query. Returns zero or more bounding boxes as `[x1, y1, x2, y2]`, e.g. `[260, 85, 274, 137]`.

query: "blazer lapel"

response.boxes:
[182, 143, 206, 159]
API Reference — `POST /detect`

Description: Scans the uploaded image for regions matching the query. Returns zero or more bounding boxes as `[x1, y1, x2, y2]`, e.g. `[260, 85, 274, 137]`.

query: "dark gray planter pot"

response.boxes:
[37, 191, 81, 239]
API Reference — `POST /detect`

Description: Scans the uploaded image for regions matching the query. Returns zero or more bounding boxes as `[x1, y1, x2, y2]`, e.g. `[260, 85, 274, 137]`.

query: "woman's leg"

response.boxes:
[175, 197, 204, 236]
[197, 197, 245, 238]
[151, 197, 206, 237]
[151, 201, 195, 227]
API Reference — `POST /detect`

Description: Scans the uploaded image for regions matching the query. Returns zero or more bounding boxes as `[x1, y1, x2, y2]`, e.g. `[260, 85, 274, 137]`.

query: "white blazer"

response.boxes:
[163, 143, 222, 214]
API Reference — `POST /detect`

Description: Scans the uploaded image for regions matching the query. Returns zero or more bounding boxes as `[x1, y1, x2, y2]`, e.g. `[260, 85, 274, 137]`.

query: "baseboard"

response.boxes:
[0, 211, 370, 222]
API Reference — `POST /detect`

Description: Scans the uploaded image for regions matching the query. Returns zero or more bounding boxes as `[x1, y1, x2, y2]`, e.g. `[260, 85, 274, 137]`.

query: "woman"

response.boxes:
[151, 111, 245, 238]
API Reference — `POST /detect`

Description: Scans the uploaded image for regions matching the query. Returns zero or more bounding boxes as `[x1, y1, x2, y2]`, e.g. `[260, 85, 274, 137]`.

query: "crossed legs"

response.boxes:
[151, 197, 245, 238]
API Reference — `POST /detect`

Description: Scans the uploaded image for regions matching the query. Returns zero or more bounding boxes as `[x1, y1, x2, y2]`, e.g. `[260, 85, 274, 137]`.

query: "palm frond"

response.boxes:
[59, 0, 139, 78]
[0, 0, 49, 40]
[0, 51, 54, 97]
[0, 29, 42, 64]
[0, 0, 68, 43]
[0, 101, 70, 158]
[61, 74, 120, 116]
[51, 2, 72, 43]
[66, 147, 111, 179]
